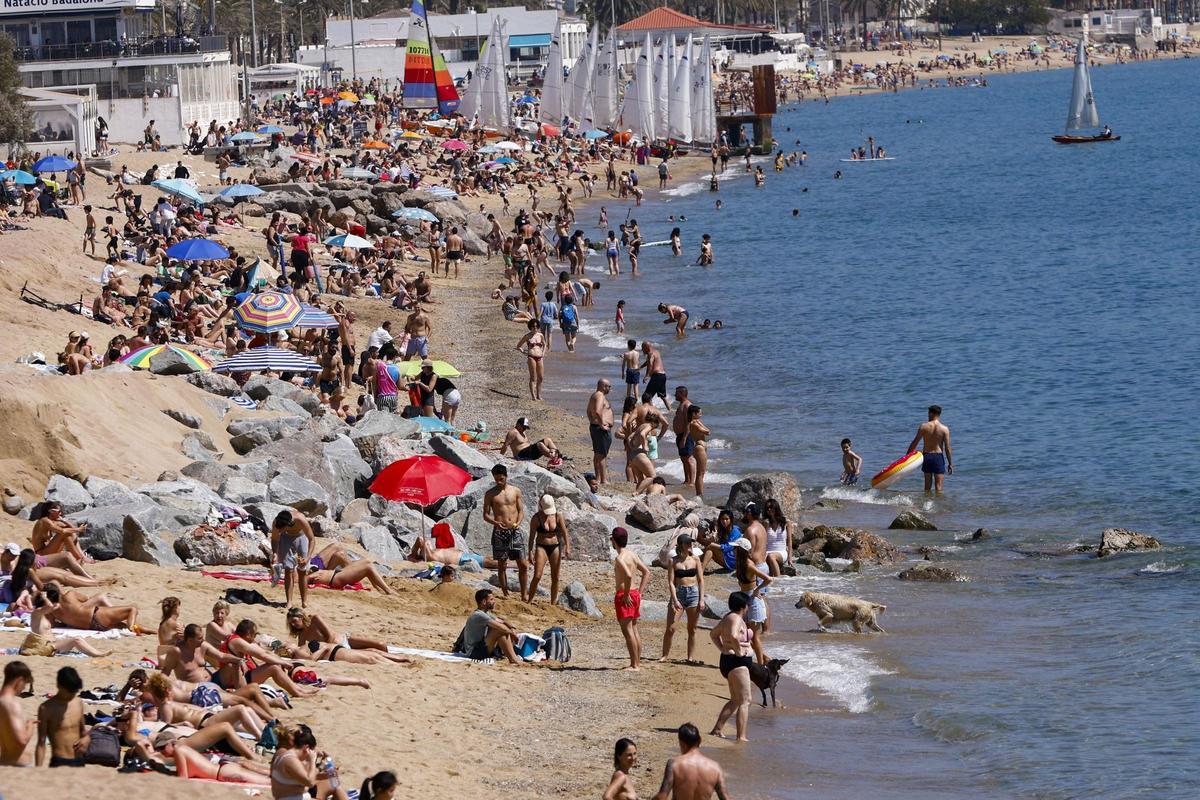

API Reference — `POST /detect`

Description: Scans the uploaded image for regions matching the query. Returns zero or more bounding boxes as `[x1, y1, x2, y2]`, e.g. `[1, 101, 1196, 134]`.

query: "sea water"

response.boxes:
[565, 58, 1200, 798]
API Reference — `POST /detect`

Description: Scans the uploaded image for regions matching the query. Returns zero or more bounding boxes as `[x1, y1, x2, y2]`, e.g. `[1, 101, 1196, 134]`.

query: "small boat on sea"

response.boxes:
[1052, 38, 1119, 144]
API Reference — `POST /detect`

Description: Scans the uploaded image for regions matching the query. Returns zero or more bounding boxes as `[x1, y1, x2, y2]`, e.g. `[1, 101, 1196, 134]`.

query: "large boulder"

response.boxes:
[250, 167, 289, 186]
[308, 413, 352, 443]
[427, 435, 495, 479]
[838, 532, 903, 564]
[136, 479, 226, 527]
[1097, 528, 1162, 558]
[149, 348, 207, 375]
[179, 461, 236, 491]
[725, 472, 803, 522]
[794, 551, 832, 572]
[261, 396, 310, 417]
[460, 228, 487, 256]
[339, 498, 372, 525]
[45, 474, 93, 514]
[122, 515, 181, 566]
[626, 494, 680, 532]
[898, 562, 967, 582]
[801, 525, 857, 553]
[243, 376, 300, 402]
[349, 411, 421, 463]
[370, 434, 432, 474]
[321, 435, 371, 512]
[187, 371, 242, 397]
[181, 433, 219, 462]
[427, 200, 468, 225]
[269, 468, 332, 516]
[556, 580, 603, 618]
[701, 593, 730, 621]
[173, 525, 267, 565]
[69, 498, 162, 556]
[354, 523, 406, 564]
[84, 476, 141, 508]
[559, 503, 618, 562]
[219, 476, 269, 506]
[162, 408, 201, 429]
[227, 415, 308, 454]
[889, 510, 937, 531]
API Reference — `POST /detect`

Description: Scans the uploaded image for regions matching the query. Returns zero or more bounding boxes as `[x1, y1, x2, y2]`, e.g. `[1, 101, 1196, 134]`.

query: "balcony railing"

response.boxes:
[14, 35, 227, 64]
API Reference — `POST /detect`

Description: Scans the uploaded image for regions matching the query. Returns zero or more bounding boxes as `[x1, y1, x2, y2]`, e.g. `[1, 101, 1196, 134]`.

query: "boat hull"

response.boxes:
[1052, 134, 1121, 144]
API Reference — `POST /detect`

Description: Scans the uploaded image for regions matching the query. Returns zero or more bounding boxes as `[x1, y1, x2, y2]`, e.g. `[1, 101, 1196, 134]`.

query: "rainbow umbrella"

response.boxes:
[234, 291, 304, 333]
[120, 344, 212, 372]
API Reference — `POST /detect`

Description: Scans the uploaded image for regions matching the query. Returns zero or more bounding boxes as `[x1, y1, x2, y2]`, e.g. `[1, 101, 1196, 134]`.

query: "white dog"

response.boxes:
[795, 591, 886, 633]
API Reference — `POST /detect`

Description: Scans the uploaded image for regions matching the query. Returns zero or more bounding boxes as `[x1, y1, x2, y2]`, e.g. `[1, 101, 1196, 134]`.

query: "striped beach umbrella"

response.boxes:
[213, 346, 321, 373]
[120, 344, 212, 371]
[257, 125, 285, 134]
[234, 291, 304, 333]
[342, 167, 377, 180]
[296, 305, 340, 329]
[166, 238, 229, 261]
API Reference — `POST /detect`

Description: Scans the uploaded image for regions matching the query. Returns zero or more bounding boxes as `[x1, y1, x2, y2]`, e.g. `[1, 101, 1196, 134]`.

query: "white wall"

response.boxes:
[104, 97, 183, 146]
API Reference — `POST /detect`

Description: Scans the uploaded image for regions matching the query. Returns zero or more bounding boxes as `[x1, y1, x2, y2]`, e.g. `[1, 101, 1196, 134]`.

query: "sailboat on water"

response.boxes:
[1052, 38, 1118, 144]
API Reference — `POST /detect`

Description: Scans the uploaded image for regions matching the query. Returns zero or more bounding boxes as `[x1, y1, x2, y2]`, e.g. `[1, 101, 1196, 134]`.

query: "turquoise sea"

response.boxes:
[558, 56, 1199, 799]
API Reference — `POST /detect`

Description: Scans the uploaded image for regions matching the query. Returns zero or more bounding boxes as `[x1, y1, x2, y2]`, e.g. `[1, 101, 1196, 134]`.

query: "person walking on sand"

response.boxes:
[652, 723, 731, 798]
[908, 404, 953, 494]
[483, 465, 529, 601]
[0, 661, 36, 766]
[587, 379, 615, 484]
[516, 320, 546, 401]
[612, 527, 650, 670]
[270, 510, 315, 609]
[639, 341, 670, 411]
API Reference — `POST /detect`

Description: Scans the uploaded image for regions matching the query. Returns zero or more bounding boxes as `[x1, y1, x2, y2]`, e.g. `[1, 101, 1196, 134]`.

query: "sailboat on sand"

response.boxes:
[1052, 38, 1118, 144]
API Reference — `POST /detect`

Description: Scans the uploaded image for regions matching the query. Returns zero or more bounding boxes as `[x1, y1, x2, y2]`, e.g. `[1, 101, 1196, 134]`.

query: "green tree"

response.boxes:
[0, 33, 30, 147]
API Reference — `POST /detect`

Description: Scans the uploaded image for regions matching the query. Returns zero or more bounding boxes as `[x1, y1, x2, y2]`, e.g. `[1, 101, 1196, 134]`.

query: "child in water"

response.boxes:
[615, 299, 625, 333]
[840, 438, 863, 485]
[696, 234, 713, 266]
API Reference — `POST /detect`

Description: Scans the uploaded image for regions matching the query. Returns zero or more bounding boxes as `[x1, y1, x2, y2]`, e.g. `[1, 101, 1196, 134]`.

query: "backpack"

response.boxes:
[84, 725, 121, 767]
[541, 627, 572, 663]
[560, 304, 577, 327]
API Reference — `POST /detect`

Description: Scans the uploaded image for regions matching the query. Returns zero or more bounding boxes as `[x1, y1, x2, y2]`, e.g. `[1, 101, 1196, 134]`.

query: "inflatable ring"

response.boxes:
[871, 451, 924, 490]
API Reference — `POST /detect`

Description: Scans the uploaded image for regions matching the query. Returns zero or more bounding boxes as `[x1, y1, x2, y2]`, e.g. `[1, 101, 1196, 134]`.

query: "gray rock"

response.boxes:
[44, 475, 93, 514]
[322, 435, 371, 515]
[149, 348, 206, 375]
[136, 479, 224, 506]
[2, 494, 22, 515]
[122, 515, 181, 566]
[898, 562, 967, 582]
[701, 593, 730, 621]
[627, 494, 680, 532]
[261, 395, 311, 417]
[427, 199, 468, 225]
[354, 523, 406, 564]
[339, 497, 372, 525]
[350, 411, 421, 462]
[725, 472, 804, 522]
[243, 375, 300, 402]
[70, 498, 161, 555]
[639, 600, 670, 622]
[806, 498, 844, 511]
[1097, 528, 1162, 558]
[83, 476, 140, 508]
[231, 461, 272, 484]
[486, 572, 548, 598]
[219, 476, 270, 506]
[244, 501, 290, 526]
[181, 432, 220, 463]
[889, 511, 938, 531]
[282, 389, 321, 416]
[227, 415, 308, 454]
[269, 469, 332, 516]
[460, 228, 487, 256]
[839, 532, 903, 564]
[556, 580, 603, 618]
[559, 506, 618, 562]
[428, 435, 496, 479]
[179, 461, 236, 491]
[173, 525, 267, 566]
[163, 408, 202, 429]
[203, 398, 232, 420]
[307, 413, 351, 442]
[370, 434, 432, 474]
[794, 551, 832, 572]
[187, 371, 242, 397]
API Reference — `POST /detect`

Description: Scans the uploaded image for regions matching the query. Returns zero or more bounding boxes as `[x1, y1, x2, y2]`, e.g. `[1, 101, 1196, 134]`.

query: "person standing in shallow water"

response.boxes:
[908, 404, 953, 494]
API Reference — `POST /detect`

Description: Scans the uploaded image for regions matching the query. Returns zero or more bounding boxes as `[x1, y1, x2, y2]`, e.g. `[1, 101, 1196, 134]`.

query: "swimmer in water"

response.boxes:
[834, 171, 843, 179]
[696, 234, 713, 266]
[791, 209, 799, 217]
[715, 199, 723, 210]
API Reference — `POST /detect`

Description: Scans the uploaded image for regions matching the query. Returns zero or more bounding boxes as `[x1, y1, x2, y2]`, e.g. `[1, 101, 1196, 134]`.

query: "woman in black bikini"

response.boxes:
[709, 591, 755, 742]
[660, 532, 705, 664]
[526, 494, 571, 605]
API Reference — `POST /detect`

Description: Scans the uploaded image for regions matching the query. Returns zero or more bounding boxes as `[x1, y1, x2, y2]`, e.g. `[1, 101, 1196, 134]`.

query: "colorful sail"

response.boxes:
[402, 0, 436, 108]
[431, 35, 460, 116]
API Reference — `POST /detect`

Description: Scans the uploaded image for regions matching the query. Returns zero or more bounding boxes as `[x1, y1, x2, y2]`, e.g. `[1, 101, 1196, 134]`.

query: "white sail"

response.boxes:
[619, 34, 655, 142]
[592, 31, 619, 129]
[457, 30, 488, 122]
[469, 18, 509, 131]
[666, 42, 676, 138]
[653, 38, 669, 138]
[1066, 38, 1101, 131]
[668, 34, 693, 142]
[539, 20, 564, 125]
[566, 24, 597, 124]
[691, 35, 717, 144]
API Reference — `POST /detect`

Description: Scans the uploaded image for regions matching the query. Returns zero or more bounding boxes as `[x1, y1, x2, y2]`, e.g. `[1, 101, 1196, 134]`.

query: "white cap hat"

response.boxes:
[3, 543, 21, 556]
[732, 538, 751, 552]
[539, 494, 557, 515]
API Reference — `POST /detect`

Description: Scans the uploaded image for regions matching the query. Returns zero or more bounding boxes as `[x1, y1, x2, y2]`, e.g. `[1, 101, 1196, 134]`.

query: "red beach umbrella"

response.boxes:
[369, 455, 471, 541]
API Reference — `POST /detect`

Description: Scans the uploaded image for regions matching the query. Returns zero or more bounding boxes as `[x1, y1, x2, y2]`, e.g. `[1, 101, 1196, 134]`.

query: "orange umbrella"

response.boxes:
[338, 91, 359, 102]
[362, 140, 390, 150]
[319, 96, 334, 105]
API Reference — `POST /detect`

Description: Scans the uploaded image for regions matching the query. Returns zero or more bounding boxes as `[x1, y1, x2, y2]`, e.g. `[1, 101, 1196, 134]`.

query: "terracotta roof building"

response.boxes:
[616, 6, 770, 42]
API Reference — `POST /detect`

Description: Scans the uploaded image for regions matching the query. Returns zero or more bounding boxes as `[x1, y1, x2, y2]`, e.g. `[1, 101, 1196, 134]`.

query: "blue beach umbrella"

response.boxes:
[231, 132, 262, 143]
[392, 207, 439, 223]
[478, 145, 501, 154]
[257, 124, 284, 134]
[494, 157, 516, 164]
[219, 183, 265, 199]
[166, 238, 229, 261]
[583, 129, 609, 140]
[31, 155, 77, 173]
[324, 233, 373, 249]
[213, 346, 321, 373]
[0, 169, 37, 185]
[151, 178, 205, 206]
[413, 416, 457, 434]
[425, 186, 458, 199]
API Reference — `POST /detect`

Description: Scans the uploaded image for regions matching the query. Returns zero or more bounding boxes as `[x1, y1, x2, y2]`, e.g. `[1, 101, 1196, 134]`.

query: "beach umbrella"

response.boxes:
[230, 132, 262, 143]
[257, 124, 285, 134]
[166, 238, 229, 261]
[120, 344, 212, 372]
[413, 416, 458, 434]
[395, 359, 461, 378]
[392, 207, 439, 223]
[369, 455, 471, 538]
[494, 141, 522, 151]
[477, 145, 500, 154]
[399, 131, 424, 139]
[320, 96, 334, 105]
[296, 304, 340, 329]
[219, 183, 265, 200]
[441, 139, 469, 151]
[425, 186, 458, 199]
[583, 129, 609, 140]
[338, 91, 359, 102]
[231, 394, 258, 409]
[151, 178, 206, 206]
[936, 54, 951, 61]
[31, 155, 77, 173]
[213, 346, 321, 373]
[0, 169, 37, 185]
[342, 167, 377, 180]
[541, 123, 560, 137]
[234, 291, 304, 332]
[362, 140, 390, 150]
[493, 157, 517, 165]
[360, 98, 377, 106]
[325, 233, 373, 249]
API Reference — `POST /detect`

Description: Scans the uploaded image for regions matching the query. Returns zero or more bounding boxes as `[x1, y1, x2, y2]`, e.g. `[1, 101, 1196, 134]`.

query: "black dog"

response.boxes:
[746, 658, 790, 707]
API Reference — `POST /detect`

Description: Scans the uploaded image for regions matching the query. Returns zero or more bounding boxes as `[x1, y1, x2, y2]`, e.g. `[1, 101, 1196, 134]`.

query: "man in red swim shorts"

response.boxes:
[611, 527, 650, 670]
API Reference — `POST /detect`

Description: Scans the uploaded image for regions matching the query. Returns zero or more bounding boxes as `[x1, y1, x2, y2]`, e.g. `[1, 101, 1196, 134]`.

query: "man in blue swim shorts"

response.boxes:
[908, 405, 953, 495]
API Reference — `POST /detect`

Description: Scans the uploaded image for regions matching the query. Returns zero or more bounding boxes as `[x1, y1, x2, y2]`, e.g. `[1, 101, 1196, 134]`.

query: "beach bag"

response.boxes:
[515, 633, 544, 660]
[190, 683, 222, 708]
[84, 725, 121, 767]
[541, 627, 572, 663]
[560, 303, 578, 327]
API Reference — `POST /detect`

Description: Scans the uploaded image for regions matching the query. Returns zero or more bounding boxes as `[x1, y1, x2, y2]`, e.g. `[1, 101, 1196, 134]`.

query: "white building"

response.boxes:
[17, 87, 99, 158]
[1049, 8, 1172, 40]
[297, 6, 586, 83]
[5, 0, 239, 147]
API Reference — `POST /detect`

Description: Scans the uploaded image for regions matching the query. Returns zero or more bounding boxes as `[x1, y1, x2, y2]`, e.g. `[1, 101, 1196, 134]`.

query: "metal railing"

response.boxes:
[13, 35, 227, 64]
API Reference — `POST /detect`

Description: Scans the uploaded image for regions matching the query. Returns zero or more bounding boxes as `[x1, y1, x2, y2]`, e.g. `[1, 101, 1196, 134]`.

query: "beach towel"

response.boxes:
[387, 645, 493, 665]
[201, 569, 367, 591]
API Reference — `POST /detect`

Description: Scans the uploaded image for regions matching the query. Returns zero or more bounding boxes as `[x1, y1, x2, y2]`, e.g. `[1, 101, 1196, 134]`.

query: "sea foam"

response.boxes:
[819, 486, 916, 507]
[774, 640, 894, 714]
